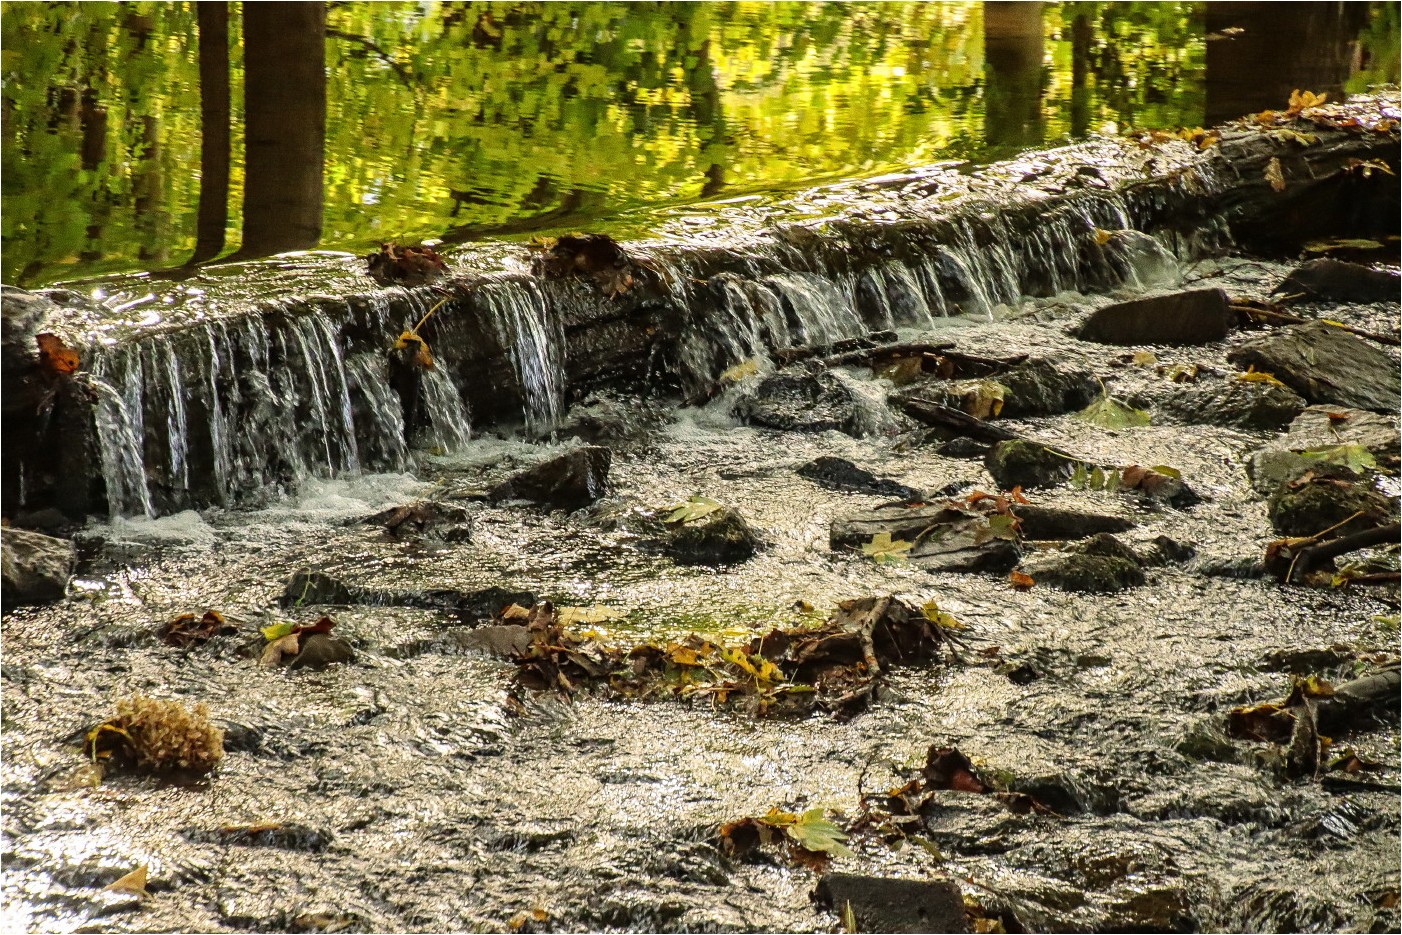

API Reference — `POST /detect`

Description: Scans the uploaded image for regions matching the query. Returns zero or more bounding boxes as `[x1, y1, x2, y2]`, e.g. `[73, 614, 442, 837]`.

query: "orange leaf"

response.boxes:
[36, 333, 80, 374]
[1008, 570, 1035, 590]
[1009, 486, 1030, 504]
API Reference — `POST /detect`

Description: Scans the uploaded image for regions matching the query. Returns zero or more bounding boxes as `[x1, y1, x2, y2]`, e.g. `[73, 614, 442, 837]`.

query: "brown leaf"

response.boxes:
[1008, 570, 1035, 590]
[260, 633, 301, 668]
[103, 865, 149, 898]
[1265, 157, 1286, 193]
[393, 331, 435, 370]
[36, 333, 80, 374]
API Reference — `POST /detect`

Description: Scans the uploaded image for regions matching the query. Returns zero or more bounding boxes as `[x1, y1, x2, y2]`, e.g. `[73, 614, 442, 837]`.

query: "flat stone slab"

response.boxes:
[1227, 321, 1400, 412]
[1275, 258, 1401, 304]
[1071, 288, 1233, 346]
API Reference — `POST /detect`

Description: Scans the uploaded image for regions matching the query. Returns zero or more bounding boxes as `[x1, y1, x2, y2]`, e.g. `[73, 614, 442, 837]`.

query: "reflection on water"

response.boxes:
[1, 1, 1396, 285]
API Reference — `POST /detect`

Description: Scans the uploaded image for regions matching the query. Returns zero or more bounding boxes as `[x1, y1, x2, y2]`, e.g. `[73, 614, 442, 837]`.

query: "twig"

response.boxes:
[1230, 302, 1400, 346]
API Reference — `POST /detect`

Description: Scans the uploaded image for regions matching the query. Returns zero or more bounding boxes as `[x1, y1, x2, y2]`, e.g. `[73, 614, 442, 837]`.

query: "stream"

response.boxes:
[3, 246, 1399, 932]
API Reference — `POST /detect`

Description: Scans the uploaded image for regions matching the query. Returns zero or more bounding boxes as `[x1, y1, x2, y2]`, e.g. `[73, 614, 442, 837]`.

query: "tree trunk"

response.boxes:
[190, 2, 231, 264]
[1206, 2, 1370, 125]
[236, 2, 326, 258]
[983, 1, 1045, 151]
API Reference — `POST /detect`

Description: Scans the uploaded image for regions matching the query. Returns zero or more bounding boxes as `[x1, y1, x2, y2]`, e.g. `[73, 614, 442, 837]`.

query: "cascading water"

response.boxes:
[57, 159, 1219, 520]
[475, 278, 565, 434]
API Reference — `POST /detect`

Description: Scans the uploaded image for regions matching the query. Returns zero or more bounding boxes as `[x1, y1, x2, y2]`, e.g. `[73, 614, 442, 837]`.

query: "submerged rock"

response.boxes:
[830, 502, 1021, 573]
[997, 357, 1100, 416]
[813, 873, 968, 934]
[360, 501, 474, 541]
[1018, 533, 1146, 593]
[1071, 288, 1233, 346]
[735, 369, 865, 435]
[984, 439, 1080, 489]
[1226, 322, 1400, 412]
[1266, 466, 1395, 537]
[280, 569, 534, 620]
[1275, 258, 1401, 303]
[795, 456, 921, 499]
[1246, 405, 1401, 493]
[664, 507, 759, 566]
[1158, 378, 1306, 429]
[488, 446, 612, 509]
[1, 527, 75, 607]
[1013, 504, 1136, 540]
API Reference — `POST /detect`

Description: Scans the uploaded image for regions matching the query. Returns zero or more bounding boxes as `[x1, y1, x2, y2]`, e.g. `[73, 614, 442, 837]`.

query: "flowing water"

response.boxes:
[3, 241, 1399, 932]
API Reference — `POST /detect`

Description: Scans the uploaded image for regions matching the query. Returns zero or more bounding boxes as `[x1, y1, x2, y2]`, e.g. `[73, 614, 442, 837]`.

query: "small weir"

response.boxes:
[20, 143, 1227, 520]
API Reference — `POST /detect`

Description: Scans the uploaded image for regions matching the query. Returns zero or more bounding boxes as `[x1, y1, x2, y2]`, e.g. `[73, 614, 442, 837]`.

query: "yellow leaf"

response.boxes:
[1131, 350, 1157, 367]
[104, 865, 149, 898]
[1234, 366, 1285, 386]
[1092, 228, 1114, 246]
[392, 330, 435, 370]
[556, 605, 622, 625]
[719, 359, 759, 383]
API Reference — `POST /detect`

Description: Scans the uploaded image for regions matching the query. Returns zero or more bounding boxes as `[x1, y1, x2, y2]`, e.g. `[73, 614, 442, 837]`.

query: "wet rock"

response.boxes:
[997, 357, 1100, 416]
[488, 446, 612, 509]
[1140, 535, 1197, 566]
[795, 456, 921, 499]
[182, 822, 333, 852]
[1266, 466, 1395, 537]
[2, 528, 75, 607]
[1018, 534, 1146, 593]
[664, 507, 759, 566]
[1012, 504, 1135, 540]
[279, 569, 534, 620]
[734, 369, 863, 435]
[813, 873, 969, 934]
[450, 624, 532, 658]
[1071, 288, 1233, 345]
[1158, 378, 1306, 429]
[559, 391, 672, 446]
[1108, 884, 1195, 933]
[1226, 322, 1400, 412]
[984, 439, 1080, 489]
[1282, 406, 1400, 462]
[831, 502, 1021, 573]
[288, 633, 356, 670]
[1275, 258, 1401, 303]
[360, 501, 473, 541]
[935, 436, 993, 459]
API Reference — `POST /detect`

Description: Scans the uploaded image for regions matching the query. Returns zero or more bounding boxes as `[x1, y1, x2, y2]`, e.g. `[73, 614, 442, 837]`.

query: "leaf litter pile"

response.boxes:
[509, 595, 965, 718]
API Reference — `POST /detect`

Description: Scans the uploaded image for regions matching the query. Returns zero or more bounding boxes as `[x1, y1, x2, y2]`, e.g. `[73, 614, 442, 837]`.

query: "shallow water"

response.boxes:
[3, 257, 1398, 933]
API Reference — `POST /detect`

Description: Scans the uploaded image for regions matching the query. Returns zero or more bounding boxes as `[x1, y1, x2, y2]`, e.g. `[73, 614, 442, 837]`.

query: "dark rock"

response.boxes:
[280, 569, 534, 620]
[558, 392, 672, 446]
[182, 822, 334, 852]
[488, 446, 612, 509]
[735, 370, 864, 435]
[1012, 504, 1135, 540]
[1246, 406, 1401, 493]
[1282, 406, 1400, 461]
[1226, 322, 1400, 412]
[1018, 534, 1146, 593]
[831, 502, 1021, 573]
[1108, 884, 1195, 933]
[451, 624, 532, 658]
[1275, 258, 1401, 303]
[1071, 289, 1233, 346]
[998, 357, 1100, 416]
[1141, 535, 1197, 566]
[11, 508, 78, 536]
[934, 436, 993, 459]
[288, 633, 356, 670]
[984, 439, 1080, 489]
[664, 507, 759, 566]
[361, 501, 474, 541]
[813, 873, 969, 934]
[1266, 466, 1395, 537]
[796, 456, 921, 499]
[1158, 378, 1306, 429]
[2, 528, 75, 607]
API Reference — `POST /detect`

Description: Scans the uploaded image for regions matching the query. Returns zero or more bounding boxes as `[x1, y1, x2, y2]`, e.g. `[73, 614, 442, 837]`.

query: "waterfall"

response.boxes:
[50, 161, 1218, 520]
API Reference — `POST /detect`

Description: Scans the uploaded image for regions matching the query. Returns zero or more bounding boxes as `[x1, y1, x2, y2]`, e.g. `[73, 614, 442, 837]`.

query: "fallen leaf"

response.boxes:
[862, 532, 912, 564]
[1092, 228, 1114, 246]
[1008, 570, 1035, 590]
[392, 330, 434, 370]
[1286, 89, 1328, 115]
[557, 605, 623, 626]
[786, 808, 855, 857]
[719, 359, 759, 383]
[1131, 350, 1157, 367]
[1235, 366, 1285, 386]
[103, 865, 149, 898]
[666, 495, 723, 524]
[36, 333, 80, 374]
[1075, 393, 1150, 429]
[1265, 157, 1286, 193]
